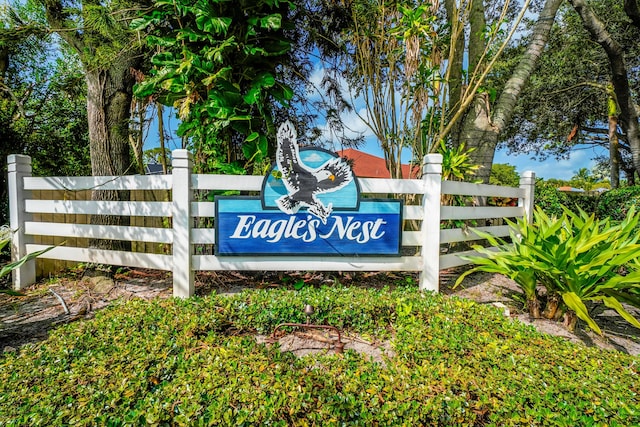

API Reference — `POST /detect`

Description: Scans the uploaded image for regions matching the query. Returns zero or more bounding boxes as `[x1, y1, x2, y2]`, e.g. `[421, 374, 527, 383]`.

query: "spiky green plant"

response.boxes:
[456, 206, 640, 335]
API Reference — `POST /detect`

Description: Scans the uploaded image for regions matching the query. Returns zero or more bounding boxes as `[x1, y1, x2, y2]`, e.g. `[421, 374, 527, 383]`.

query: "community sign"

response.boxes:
[215, 121, 402, 256]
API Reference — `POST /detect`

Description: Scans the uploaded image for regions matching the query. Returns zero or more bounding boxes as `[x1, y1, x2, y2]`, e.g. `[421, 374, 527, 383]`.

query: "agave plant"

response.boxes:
[456, 206, 640, 335]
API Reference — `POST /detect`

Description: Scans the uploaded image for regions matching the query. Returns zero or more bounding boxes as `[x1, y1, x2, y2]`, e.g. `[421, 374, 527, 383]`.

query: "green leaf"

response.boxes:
[260, 14, 282, 30]
[600, 296, 640, 330]
[196, 16, 232, 35]
[130, 17, 151, 31]
[253, 72, 275, 88]
[562, 292, 601, 335]
[0, 244, 61, 278]
[243, 87, 260, 105]
[282, 84, 294, 101]
[245, 132, 260, 142]
[145, 35, 177, 48]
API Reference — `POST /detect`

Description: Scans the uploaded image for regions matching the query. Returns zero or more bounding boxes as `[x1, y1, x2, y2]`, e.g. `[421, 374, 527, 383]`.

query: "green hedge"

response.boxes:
[1, 287, 639, 426]
[564, 192, 600, 215]
[596, 186, 640, 220]
[534, 180, 569, 216]
[534, 181, 604, 216]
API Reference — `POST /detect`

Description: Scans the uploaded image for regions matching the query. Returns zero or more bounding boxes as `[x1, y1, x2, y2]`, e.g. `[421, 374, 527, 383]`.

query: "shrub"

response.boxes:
[1, 287, 640, 426]
[564, 192, 600, 215]
[457, 206, 640, 335]
[596, 186, 640, 220]
[534, 180, 569, 217]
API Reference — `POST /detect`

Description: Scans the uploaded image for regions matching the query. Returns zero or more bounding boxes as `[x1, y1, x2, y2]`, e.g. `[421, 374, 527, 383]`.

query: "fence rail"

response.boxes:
[8, 152, 535, 297]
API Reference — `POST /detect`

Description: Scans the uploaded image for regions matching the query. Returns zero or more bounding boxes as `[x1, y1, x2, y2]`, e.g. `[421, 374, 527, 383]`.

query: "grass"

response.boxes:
[1, 285, 639, 426]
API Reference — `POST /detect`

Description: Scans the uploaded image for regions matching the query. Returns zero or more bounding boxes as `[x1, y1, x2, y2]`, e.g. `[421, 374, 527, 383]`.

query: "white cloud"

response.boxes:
[303, 152, 324, 162]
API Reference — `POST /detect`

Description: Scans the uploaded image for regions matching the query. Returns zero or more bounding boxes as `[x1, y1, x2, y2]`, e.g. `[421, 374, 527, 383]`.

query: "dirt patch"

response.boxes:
[0, 269, 172, 351]
[256, 331, 395, 363]
[2, 268, 640, 356]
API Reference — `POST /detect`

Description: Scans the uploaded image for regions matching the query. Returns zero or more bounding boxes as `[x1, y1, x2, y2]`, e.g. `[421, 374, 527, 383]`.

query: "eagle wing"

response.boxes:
[314, 157, 353, 193]
[276, 121, 311, 193]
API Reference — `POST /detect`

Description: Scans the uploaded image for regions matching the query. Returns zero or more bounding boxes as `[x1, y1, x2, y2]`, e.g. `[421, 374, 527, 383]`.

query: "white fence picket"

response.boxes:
[24, 222, 173, 243]
[441, 206, 524, 220]
[26, 244, 172, 271]
[192, 255, 423, 272]
[441, 180, 525, 198]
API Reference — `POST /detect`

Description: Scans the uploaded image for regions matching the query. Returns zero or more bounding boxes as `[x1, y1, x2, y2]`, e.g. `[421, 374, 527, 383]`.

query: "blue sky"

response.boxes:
[493, 145, 607, 181]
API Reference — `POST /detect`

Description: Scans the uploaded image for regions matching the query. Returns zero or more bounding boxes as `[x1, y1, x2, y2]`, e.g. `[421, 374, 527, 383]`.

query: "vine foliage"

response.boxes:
[132, 0, 295, 174]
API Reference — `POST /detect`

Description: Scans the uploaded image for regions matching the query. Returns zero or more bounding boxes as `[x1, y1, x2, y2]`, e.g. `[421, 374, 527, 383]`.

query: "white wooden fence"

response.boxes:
[8, 151, 535, 297]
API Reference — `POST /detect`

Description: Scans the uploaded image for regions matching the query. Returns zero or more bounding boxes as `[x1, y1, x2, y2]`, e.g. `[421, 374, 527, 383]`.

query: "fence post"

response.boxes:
[419, 153, 443, 292]
[7, 154, 36, 290]
[519, 171, 536, 223]
[172, 150, 194, 298]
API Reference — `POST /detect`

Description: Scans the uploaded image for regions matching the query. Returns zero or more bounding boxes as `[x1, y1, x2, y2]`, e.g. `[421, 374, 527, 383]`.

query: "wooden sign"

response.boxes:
[215, 121, 402, 256]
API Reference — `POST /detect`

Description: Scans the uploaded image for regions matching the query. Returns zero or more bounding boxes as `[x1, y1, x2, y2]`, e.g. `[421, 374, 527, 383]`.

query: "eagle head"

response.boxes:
[314, 170, 335, 182]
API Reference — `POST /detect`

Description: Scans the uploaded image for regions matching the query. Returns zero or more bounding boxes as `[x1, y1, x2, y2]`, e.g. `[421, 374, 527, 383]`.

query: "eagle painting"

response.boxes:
[275, 121, 353, 224]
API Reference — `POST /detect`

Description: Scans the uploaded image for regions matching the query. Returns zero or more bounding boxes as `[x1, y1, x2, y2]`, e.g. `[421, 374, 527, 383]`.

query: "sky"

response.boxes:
[493, 145, 608, 181]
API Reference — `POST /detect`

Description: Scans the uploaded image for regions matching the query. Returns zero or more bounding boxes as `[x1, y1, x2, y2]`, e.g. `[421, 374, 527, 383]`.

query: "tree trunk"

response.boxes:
[468, 0, 487, 75]
[444, 0, 466, 145]
[457, 0, 563, 183]
[609, 115, 620, 188]
[568, 0, 640, 178]
[86, 63, 137, 250]
[157, 102, 168, 174]
[527, 296, 542, 319]
[41, 0, 151, 253]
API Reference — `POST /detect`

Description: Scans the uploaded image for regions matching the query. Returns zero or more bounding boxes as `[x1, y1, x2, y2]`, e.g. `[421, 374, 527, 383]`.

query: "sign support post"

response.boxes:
[7, 154, 35, 290]
[420, 154, 442, 292]
[172, 150, 194, 298]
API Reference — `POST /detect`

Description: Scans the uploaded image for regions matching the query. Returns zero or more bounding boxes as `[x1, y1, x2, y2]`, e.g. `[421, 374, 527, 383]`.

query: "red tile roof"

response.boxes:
[337, 149, 418, 178]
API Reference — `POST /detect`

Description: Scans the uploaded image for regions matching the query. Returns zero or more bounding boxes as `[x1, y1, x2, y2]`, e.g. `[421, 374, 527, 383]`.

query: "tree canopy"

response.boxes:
[3, 0, 640, 192]
[502, 0, 640, 186]
[0, 1, 90, 224]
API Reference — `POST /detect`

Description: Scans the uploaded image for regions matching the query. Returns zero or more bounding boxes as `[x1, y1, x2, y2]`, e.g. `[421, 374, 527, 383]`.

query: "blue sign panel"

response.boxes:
[213, 120, 403, 257]
[216, 198, 402, 256]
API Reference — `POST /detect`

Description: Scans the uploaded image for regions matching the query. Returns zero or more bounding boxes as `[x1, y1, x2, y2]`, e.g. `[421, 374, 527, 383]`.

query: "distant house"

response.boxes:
[558, 186, 585, 193]
[337, 149, 419, 179]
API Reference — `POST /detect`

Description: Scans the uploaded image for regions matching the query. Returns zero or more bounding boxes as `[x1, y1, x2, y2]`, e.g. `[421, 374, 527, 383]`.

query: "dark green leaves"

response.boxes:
[2, 287, 639, 425]
[132, 0, 295, 174]
[195, 16, 232, 34]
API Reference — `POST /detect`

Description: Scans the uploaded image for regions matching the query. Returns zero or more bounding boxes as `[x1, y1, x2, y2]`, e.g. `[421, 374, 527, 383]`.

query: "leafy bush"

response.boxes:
[564, 192, 600, 215]
[534, 180, 569, 217]
[596, 186, 640, 220]
[2, 287, 640, 426]
[458, 206, 640, 335]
